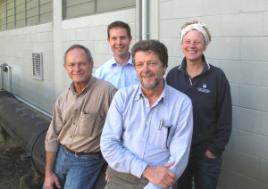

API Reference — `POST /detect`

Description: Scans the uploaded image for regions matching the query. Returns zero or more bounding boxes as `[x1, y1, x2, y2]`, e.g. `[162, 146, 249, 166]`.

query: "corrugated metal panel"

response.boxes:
[64, 1, 95, 19]
[0, 0, 52, 31]
[0, 0, 7, 30]
[63, 0, 135, 20]
[96, 0, 135, 12]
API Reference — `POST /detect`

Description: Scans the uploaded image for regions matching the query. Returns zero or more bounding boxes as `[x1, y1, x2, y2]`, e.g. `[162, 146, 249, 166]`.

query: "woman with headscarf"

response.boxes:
[166, 21, 232, 189]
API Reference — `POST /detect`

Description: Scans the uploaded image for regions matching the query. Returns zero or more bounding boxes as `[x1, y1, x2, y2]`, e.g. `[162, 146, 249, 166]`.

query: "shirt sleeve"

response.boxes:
[168, 99, 193, 178]
[45, 97, 62, 152]
[100, 90, 148, 178]
[144, 98, 193, 189]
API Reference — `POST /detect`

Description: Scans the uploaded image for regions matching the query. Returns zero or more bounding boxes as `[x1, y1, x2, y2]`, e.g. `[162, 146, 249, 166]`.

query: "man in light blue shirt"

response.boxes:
[101, 40, 193, 189]
[95, 21, 139, 89]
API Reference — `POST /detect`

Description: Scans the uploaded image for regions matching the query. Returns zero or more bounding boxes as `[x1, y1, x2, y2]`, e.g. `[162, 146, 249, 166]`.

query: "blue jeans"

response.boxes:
[48, 145, 105, 189]
[175, 151, 222, 189]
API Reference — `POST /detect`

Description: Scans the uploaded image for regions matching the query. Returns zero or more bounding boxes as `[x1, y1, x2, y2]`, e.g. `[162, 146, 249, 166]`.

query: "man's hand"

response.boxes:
[44, 151, 60, 189]
[142, 164, 176, 189]
[105, 167, 110, 182]
[44, 171, 61, 189]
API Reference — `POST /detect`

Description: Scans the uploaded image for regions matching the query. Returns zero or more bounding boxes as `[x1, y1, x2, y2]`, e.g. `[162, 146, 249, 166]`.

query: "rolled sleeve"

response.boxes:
[45, 123, 60, 152]
[44, 99, 62, 152]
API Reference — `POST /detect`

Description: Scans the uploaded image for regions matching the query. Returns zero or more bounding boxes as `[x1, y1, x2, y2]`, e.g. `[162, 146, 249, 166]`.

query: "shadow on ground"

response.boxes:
[0, 130, 42, 189]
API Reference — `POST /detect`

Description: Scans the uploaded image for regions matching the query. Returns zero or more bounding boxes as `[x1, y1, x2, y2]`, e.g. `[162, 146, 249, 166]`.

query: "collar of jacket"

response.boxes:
[177, 55, 211, 76]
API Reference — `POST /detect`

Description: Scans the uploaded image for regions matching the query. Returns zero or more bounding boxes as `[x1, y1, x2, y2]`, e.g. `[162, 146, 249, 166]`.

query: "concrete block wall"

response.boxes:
[0, 23, 55, 113]
[159, 0, 268, 188]
[60, 8, 136, 82]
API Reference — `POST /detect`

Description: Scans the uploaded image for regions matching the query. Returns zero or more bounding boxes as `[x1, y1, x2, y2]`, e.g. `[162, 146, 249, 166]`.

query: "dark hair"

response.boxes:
[131, 40, 168, 67]
[64, 44, 93, 64]
[107, 21, 132, 39]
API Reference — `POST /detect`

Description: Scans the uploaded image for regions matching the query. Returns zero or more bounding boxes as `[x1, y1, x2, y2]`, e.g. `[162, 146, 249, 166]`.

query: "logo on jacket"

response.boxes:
[197, 83, 211, 93]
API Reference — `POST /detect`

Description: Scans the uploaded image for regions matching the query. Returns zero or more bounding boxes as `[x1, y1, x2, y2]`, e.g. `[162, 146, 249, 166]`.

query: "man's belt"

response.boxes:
[63, 146, 101, 156]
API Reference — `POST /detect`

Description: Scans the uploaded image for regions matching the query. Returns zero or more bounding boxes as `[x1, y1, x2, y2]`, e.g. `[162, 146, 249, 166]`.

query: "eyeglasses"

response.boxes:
[134, 62, 160, 69]
[182, 40, 203, 46]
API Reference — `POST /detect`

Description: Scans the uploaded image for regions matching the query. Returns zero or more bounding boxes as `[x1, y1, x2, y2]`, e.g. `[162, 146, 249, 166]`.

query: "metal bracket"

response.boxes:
[1, 63, 10, 72]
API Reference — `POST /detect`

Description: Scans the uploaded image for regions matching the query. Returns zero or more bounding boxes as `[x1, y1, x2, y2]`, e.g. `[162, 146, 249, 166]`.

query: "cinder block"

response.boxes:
[237, 130, 268, 158]
[239, 85, 268, 111]
[230, 84, 239, 106]
[239, 61, 268, 87]
[94, 41, 109, 54]
[62, 30, 76, 41]
[225, 129, 240, 152]
[222, 150, 260, 179]
[160, 19, 183, 39]
[218, 13, 262, 37]
[264, 12, 268, 35]
[259, 136, 268, 159]
[240, 0, 268, 12]
[260, 159, 268, 185]
[160, 0, 203, 19]
[219, 169, 268, 189]
[160, 38, 181, 58]
[208, 37, 241, 60]
[241, 37, 268, 61]
[233, 107, 268, 135]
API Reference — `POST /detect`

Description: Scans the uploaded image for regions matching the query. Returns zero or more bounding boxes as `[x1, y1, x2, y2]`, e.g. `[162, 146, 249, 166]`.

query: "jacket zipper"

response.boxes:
[189, 78, 193, 86]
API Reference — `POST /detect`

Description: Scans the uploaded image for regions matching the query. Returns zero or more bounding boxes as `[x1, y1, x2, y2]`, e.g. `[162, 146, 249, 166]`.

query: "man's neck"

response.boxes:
[73, 78, 90, 95]
[114, 53, 130, 65]
[142, 80, 165, 107]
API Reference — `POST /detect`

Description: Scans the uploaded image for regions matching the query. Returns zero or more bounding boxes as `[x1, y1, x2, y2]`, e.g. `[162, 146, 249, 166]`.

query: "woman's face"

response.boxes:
[181, 30, 206, 62]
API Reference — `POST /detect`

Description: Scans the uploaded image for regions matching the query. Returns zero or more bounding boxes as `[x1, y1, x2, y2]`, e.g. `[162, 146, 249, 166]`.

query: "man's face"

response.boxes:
[64, 48, 92, 86]
[108, 27, 131, 58]
[134, 51, 166, 91]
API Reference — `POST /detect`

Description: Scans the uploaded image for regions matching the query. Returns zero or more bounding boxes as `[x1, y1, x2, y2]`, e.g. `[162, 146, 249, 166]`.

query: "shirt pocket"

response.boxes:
[78, 112, 103, 137]
[149, 122, 172, 149]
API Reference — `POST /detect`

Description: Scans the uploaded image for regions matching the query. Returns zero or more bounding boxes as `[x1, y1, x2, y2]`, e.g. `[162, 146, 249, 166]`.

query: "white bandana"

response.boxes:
[181, 23, 210, 46]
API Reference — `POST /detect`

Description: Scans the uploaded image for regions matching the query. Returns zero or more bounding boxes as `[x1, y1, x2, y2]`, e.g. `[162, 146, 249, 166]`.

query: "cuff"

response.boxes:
[45, 141, 59, 152]
[131, 160, 148, 178]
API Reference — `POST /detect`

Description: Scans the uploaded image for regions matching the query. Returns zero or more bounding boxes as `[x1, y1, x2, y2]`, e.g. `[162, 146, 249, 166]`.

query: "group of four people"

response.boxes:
[43, 20, 232, 189]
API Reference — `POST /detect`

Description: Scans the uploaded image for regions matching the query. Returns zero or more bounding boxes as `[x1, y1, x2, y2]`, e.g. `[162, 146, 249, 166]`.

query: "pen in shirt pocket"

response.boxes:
[158, 119, 171, 147]
[158, 119, 172, 148]
[158, 119, 164, 130]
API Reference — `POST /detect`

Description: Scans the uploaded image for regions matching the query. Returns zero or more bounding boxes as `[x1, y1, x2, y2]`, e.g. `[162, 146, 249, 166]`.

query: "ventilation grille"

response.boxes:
[32, 53, 43, 80]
